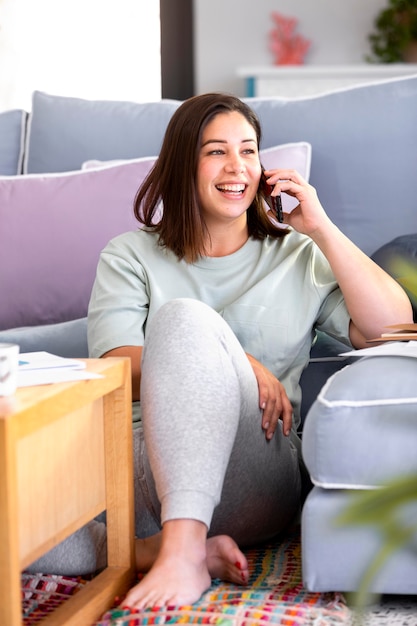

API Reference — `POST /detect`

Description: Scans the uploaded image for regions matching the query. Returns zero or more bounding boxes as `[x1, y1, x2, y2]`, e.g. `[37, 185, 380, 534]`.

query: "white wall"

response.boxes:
[0, 0, 391, 112]
[194, 0, 388, 96]
[0, 0, 161, 112]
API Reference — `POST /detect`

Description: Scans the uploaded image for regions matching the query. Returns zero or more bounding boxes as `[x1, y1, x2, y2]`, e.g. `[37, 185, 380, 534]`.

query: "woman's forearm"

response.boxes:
[102, 345, 143, 400]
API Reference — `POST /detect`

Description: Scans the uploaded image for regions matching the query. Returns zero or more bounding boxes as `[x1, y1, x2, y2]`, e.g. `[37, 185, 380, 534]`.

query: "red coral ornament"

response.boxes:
[269, 11, 311, 65]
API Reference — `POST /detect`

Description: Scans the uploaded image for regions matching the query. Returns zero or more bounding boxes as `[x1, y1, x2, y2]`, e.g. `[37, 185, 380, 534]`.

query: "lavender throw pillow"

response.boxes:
[82, 141, 312, 215]
[0, 157, 156, 330]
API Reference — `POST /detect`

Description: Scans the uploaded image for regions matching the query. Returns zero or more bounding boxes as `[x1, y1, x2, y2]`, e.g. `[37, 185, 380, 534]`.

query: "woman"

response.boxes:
[87, 93, 412, 609]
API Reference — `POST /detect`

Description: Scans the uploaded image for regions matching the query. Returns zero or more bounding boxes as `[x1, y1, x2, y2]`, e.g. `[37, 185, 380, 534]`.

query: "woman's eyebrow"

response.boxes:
[201, 138, 257, 147]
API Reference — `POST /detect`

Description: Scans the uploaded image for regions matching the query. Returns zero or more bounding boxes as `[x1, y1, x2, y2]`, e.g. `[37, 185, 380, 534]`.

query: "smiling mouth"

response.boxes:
[216, 184, 246, 194]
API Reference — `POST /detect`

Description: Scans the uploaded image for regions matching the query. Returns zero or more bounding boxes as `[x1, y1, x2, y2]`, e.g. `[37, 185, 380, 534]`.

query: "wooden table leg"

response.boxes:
[0, 412, 22, 625]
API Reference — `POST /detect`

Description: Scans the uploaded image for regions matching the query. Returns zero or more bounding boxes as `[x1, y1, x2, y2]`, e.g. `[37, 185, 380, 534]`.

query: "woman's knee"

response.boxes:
[147, 298, 222, 337]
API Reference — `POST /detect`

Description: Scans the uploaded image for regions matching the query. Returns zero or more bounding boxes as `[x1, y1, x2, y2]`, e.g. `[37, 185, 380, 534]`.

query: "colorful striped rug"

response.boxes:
[21, 525, 349, 625]
[22, 572, 87, 624]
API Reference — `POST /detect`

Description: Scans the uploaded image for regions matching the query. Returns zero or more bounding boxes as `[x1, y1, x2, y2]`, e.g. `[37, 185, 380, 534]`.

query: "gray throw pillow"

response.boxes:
[24, 91, 181, 173]
[0, 109, 27, 175]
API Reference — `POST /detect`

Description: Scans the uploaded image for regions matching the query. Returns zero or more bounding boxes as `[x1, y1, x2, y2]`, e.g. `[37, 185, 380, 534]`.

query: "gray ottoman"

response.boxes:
[301, 354, 417, 594]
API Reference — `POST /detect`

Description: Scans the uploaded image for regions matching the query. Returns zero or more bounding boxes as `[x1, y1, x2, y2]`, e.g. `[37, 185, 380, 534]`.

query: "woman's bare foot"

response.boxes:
[206, 535, 249, 585]
[124, 519, 210, 609]
[124, 521, 249, 610]
[135, 532, 249, 584]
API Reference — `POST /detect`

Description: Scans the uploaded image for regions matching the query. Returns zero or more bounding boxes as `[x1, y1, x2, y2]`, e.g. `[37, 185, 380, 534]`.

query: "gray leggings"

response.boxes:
[27, 298, 302, 575]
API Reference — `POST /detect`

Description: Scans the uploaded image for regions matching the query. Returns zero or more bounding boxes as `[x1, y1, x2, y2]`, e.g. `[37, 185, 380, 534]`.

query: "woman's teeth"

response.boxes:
[216, 184, 245, 193]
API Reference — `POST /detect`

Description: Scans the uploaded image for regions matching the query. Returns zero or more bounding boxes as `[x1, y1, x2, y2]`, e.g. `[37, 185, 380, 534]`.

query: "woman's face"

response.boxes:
[197, 111, 262, 226]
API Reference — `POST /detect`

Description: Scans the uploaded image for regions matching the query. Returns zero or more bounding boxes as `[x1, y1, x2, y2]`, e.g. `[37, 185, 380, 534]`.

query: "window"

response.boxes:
[0, 0, 161, 111]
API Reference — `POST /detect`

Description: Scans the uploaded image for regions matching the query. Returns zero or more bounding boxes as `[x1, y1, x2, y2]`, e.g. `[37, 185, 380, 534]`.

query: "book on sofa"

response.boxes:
[367, 323, 417, 343]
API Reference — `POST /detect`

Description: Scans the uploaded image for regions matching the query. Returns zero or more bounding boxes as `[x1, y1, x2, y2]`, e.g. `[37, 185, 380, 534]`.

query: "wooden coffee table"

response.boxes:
[0, 357, 136, 625]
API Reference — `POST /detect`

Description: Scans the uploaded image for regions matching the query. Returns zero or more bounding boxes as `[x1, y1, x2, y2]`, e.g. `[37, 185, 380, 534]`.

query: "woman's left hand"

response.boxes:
[246, 353, 293, 440]
[264, 168, 331, 237]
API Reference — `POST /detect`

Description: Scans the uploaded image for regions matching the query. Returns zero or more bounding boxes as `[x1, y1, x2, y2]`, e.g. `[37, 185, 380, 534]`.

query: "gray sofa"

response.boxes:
[2, 80, 417, 404]
[1, 77, 417, 593]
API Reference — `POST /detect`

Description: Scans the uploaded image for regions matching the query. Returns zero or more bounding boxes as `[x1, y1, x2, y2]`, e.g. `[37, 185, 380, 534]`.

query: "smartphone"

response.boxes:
[261, 169, 283, 223]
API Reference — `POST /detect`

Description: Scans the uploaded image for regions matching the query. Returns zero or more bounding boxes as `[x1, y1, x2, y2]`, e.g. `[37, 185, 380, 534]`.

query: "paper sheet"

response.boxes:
[17, 351, 103, 387]
[18, 369, 103, 387]
[18, 351, 86, 370]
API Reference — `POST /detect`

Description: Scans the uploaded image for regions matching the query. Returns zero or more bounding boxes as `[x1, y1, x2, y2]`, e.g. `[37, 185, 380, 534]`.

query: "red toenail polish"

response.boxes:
[235, 561, 241, 569]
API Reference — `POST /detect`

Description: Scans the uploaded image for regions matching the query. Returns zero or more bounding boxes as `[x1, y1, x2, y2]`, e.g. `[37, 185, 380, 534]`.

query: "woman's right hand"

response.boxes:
[264, 168, 331, 238]
[245, 353, 293, 440]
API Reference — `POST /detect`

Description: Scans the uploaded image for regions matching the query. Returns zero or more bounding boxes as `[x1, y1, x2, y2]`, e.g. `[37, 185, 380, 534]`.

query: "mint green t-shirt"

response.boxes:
[88, 228, 351, 428]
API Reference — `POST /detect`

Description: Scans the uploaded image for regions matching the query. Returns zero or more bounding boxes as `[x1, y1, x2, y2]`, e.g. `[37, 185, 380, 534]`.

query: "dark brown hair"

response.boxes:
[134, 92, 288, 262]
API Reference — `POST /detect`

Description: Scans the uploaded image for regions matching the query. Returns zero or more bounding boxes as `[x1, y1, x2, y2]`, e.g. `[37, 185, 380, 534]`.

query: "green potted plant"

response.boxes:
[367, 0, 417, 62]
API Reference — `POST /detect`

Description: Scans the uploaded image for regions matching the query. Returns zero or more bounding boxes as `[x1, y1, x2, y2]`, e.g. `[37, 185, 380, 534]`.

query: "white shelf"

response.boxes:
[237, 64, 417, 98]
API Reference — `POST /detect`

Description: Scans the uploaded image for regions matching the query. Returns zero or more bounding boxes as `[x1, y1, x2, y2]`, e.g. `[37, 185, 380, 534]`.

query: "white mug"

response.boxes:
[0, 343, 19, 396]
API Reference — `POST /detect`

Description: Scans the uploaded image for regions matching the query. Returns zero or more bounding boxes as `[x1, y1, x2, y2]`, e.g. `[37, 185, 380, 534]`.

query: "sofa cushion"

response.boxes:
[246, 75, 417, 256]
[0, 318, 88, 358]
[0, 109, 27, 175]
[371, 234, 417, 321]
[23, 91, 181, 174]
[0, 156, 156, 330]
[302, 355, 417, 488]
